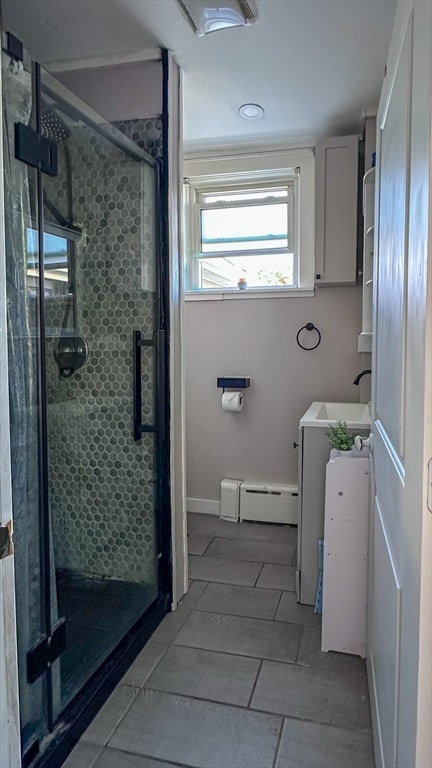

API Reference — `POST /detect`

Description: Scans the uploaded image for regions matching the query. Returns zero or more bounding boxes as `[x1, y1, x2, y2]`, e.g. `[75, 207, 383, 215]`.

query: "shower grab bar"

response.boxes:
[133, 329, 156, 441]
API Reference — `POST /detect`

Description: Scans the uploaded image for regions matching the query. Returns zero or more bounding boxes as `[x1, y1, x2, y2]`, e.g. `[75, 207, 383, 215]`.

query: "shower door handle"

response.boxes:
[133, 329, 156, 441]
[155, 329, 167, 442]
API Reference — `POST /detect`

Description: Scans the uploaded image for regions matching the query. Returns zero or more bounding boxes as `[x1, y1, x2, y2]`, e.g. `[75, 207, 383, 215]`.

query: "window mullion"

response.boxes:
[195, 247, 290, 260]
[199, 199, 289, 213]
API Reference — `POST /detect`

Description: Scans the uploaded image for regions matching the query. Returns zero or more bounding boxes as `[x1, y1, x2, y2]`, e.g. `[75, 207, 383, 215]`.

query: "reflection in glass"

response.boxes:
[26, 227, 71, 297]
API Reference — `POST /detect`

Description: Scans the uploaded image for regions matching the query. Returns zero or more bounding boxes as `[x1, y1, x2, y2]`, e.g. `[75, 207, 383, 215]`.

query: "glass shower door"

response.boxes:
[3, 40, 168, 758]
[39, 68, 163, 717]
[2, 48, 50, 756]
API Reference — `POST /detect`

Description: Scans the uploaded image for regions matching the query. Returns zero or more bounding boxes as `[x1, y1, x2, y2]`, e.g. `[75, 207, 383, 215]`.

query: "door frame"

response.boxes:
[164, 51, 188, 608]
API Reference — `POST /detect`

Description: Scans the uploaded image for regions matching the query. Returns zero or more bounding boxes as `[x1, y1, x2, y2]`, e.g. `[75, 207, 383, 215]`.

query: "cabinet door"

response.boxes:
[315, 135, 359, 285]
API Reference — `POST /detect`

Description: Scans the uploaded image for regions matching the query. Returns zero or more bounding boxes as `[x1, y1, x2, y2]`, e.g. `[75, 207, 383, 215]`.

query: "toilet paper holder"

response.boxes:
[217, 376, 251, 391]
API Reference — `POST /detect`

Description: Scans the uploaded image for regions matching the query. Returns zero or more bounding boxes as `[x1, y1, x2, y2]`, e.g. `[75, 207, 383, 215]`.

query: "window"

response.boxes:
[184, 148, 315, 298]
[194, 183, 295, 289]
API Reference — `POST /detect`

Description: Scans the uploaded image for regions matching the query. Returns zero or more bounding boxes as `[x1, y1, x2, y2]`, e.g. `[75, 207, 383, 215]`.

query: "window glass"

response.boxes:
[192, 184, 293, 290]
[198, 252, 294, 289]
[200, 203, 288, 253]
[184, 148, 315, 296]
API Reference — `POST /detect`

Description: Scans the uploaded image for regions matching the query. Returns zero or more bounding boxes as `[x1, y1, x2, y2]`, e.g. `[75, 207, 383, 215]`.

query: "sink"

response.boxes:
[300, 401, 370, 428]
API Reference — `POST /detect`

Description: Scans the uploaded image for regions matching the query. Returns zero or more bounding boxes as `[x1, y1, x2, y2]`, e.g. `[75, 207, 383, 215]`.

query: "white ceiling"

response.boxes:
[2, 0, 397, 148]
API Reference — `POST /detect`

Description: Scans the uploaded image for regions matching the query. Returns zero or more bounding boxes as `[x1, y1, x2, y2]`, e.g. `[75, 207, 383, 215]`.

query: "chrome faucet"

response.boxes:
[353, 369, 371, 385]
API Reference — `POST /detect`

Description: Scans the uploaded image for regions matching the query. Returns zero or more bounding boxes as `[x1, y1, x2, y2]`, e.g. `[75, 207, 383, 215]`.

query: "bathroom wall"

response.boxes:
[184, 286, 363, 504]
[56, 59, 163, 122]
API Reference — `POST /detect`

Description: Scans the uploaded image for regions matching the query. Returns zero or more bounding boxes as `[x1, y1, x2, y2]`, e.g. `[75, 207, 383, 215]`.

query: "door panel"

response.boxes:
[370, 3, 432, 767]
[371, 501, 401, 768]
[372, 12, 410, 767]
[375, 16, 411, 460]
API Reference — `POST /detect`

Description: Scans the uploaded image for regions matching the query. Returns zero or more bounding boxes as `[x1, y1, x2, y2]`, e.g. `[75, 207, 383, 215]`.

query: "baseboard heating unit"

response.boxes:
[240, 483, 298, 524]
[220, 479, 242, 521]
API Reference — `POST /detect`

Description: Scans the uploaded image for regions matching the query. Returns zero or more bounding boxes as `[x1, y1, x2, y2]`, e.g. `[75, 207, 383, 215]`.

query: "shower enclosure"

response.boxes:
[2, 34, 171, 765]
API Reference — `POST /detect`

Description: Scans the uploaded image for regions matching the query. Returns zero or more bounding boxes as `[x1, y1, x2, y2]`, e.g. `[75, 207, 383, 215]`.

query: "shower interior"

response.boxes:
[41, 90, 160, 709]
[3, 43, 169, 761]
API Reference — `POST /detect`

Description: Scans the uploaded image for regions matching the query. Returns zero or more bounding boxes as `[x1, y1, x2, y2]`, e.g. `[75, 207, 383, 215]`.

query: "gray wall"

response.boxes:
[184, 286, 363, 502]
[57, 60, 163, 122]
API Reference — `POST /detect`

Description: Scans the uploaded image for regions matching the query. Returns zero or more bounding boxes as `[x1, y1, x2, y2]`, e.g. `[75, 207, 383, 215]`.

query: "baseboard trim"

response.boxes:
[187, 498, 220, 516]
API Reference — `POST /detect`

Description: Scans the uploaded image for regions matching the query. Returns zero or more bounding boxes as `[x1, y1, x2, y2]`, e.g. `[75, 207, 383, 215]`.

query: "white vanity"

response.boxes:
[296, 402, 371, 605]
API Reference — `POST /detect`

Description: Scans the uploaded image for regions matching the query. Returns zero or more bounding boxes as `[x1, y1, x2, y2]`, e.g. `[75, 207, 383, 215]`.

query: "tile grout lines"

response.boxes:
[63, 514, 373, 768]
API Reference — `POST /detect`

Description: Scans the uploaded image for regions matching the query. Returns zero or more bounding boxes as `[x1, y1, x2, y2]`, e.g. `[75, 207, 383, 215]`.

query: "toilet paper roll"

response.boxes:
[221, 391, 244, 412]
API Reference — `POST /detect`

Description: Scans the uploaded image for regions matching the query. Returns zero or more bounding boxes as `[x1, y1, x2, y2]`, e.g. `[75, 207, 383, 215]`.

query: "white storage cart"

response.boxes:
[321, 450, 370, 658]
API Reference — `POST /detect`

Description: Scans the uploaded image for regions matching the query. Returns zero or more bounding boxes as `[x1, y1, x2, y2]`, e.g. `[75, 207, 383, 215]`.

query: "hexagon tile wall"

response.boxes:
[44, 118, 163, 584]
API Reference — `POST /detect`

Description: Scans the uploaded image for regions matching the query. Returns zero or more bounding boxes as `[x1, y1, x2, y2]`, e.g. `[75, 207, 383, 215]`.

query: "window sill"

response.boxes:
[184, 287, 315, 301]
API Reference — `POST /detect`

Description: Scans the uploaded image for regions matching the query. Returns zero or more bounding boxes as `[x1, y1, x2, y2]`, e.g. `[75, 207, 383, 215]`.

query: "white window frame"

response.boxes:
[183, 148, 315, 300]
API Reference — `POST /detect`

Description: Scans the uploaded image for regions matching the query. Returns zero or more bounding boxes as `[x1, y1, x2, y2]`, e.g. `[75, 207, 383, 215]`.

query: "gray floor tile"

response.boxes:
[196, 582, 281, 620]
[178, 579, 210, 609]
[188, 555, 262, 586]
[276, 717, 375, 768]
[270, 525, 298, 545]
[82, 685, 139, 746]
[187, 532, 213, 555]
[61, 507, 374, 768]
[94, 747, 184, 768]
[275, 592, 322, 627]
[150, 581, 208, 644]
[187, 512, 211, 533]
[145, 645, 260, 706]
[297, 625, 368, 676]
[109, 689, 283, 768]
[263, 541, 296, 565]
[251, 660, 371, 730]
[204, 537, 295, 565]
[61, 741, 102, 768]
[256, 564, 296, 591]
[149, 611, 187, 646]
[204, 537, 267, 562]
[190, 516, 279, 541]
[121, 642, 168, 687]
[174, 610, 302, 663]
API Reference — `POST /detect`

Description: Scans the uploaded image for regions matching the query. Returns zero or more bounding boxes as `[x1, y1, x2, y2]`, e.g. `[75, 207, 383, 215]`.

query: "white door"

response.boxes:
[0, 552, 21, 768]
[369, 2, 432, 767]
[0, 63, 21, 768]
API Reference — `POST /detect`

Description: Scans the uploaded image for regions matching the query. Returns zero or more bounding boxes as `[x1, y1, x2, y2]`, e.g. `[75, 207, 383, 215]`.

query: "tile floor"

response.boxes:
[62, 513, 375, 768]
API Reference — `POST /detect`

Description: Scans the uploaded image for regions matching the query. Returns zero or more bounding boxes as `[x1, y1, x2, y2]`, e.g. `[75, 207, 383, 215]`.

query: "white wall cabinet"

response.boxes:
[315, 135, 359, 285]
[321, 453, 370, 658]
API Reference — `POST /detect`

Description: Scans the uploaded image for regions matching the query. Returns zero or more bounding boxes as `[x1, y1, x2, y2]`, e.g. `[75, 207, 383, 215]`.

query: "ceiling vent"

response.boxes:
[176, 0, 258, 36]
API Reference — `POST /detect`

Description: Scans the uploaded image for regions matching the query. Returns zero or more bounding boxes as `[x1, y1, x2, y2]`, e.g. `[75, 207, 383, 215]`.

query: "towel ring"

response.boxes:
[296, 322, 321, 351]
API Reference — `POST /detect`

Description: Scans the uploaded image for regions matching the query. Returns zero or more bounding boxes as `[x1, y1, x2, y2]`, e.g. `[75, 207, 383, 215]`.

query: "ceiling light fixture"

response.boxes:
[176, 0, 258, 36]
[238, 103, 264, 120]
